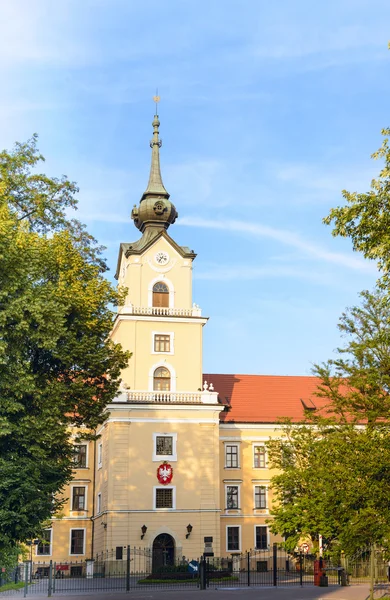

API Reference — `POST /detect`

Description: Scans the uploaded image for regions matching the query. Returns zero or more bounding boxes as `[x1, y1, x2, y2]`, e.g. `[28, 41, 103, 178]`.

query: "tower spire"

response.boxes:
[142, 95, 169, 200]
[131, 97, 178, 235]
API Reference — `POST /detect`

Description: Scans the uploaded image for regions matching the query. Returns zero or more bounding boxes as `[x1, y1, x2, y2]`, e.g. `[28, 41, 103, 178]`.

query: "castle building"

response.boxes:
[33, 112, 322, 569]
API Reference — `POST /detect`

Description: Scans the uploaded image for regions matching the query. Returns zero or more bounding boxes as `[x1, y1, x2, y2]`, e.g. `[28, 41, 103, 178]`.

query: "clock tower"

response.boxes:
[92, 109, 222, 561]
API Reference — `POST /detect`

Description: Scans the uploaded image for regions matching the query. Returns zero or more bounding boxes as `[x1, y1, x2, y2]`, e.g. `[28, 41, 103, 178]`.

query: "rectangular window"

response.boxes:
[254, 446, 266, 468]
[155, 488, 173, 508]
[37, 530, 51, 556]
[116, 546, 123, 560]
[156, 436, 173, 456]
[97, 492, 102, 514]
[70, 529, 85, 555]
[154, 334, 170, 353]
[226, 486, 239, 509]
[153, 433, 177, 461]
[73, 444, 87, 468]
[72, 487, 86, 511]
[255, 526, 268, 549]
[98, 443, 102, 468]
[254, 486, 267, 509]
[281, 444, 294, 468]
[227, 526, 240, 552]
[225, 445, 239, 468]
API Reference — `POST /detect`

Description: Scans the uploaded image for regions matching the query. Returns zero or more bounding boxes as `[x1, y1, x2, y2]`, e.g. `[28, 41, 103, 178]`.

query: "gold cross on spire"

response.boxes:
[153, 89, 160, 115]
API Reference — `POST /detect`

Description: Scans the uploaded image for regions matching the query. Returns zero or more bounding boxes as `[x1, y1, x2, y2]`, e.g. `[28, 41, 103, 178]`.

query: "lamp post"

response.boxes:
[26, 540, 39, 582]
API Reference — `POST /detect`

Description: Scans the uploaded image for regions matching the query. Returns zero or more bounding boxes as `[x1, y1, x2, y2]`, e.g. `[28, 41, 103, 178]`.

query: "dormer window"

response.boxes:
[153, 282, 169, 308]
[153, 367, 171, 391]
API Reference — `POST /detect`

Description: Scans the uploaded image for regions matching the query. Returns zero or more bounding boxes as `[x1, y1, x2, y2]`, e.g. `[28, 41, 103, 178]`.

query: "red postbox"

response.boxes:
[314, 558, 326, 585]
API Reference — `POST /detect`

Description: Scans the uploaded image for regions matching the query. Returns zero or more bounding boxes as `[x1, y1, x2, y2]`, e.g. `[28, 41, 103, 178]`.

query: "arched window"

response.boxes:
[153, 282, 169, 308]
[153, 367, 171, 391]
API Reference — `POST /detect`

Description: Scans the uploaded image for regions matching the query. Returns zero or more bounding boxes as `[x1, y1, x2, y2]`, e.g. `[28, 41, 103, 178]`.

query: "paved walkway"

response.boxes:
[17, 584, 390, 600]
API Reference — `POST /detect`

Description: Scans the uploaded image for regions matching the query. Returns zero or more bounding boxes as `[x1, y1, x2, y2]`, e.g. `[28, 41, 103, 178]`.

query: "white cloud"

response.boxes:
[195, 264, 336, 285]
[180, 216, 376, 272]
[273, 162, 378, 194]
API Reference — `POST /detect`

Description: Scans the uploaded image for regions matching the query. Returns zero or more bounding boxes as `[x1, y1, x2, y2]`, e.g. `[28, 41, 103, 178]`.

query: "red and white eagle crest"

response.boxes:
[157, 462, 173, 485]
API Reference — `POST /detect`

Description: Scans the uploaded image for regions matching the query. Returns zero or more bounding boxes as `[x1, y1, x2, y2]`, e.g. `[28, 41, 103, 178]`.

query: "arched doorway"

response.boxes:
[152, 282, 169, 307]
[152, 533, 175, 572]
[153, 366, 171, 391]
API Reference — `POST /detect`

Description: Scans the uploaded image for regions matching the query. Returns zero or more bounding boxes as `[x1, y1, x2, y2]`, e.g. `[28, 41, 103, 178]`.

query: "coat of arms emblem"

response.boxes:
[157, 462, 173, 485]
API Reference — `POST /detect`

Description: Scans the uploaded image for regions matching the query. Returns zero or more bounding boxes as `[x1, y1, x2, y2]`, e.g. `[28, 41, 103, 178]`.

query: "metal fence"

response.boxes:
[343, 549, 390, 585]
[1, 544, 377, 596]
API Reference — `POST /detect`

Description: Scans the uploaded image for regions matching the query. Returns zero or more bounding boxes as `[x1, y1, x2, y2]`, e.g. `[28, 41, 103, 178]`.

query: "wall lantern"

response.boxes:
[141, 525, 147, 540]
[186, 524, 193, 539]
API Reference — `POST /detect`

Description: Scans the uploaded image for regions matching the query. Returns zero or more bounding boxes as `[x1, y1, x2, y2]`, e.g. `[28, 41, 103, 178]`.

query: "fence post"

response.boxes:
[247, 551, 250, 586]
[24, 563, 28, 598]
[126, 546, 130, 592]
[273, 543, 277, 587]
[48, 560, 52, 598]
[52, 563, 56, 594]
[299, 552, 303, 587]
[369, 544, 375, 600]
[199, 557, 206, 590]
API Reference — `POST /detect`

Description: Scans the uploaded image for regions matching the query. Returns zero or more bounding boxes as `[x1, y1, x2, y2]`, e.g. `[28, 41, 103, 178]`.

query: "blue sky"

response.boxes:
[1, 0, 389, 375]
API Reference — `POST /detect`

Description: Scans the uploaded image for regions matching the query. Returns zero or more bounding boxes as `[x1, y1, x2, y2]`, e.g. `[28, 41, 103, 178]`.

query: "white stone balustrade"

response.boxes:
[112, 389, 219, 405]
[118, 303, 202, 317]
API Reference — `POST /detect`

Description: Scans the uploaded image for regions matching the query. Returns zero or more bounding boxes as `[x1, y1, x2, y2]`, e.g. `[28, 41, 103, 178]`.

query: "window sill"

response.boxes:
[224, 466, 241, 470]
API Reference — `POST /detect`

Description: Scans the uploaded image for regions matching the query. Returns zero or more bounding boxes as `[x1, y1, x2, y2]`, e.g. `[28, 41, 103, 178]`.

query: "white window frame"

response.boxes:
[254, 525, 270, 550]
[36, 528, 53, 557]
[97, 443, 103, 469]
[253, 485, 268, 510]
[70, 485, 88, 512]
[148, 276, 174, 308]
[225, 484, 241, 510]
[151, 331, 175, 355]
[97, 492, 102, 515]
[153, 432, 177, 462]
[224, 443, 240, 468]
[253, 443, 267, 469]
[148, 361, 177, 392]
[153, 486, 176, 510]
[69, 528, 86, 556]
[73, 443, 89, 468]
[226, 525, 241, 553]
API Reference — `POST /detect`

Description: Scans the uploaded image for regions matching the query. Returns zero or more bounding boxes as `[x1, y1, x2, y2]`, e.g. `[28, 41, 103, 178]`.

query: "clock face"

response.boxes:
[155, 251, 169, 266]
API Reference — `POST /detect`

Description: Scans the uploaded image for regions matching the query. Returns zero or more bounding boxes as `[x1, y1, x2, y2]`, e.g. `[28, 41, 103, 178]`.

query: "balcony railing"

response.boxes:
[113, 387, 219, 405]
[118, 304, 202, 317]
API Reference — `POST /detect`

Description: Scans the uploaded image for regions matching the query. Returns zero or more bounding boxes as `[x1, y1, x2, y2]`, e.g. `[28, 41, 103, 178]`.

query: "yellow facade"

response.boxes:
[32, 113, 284, 566]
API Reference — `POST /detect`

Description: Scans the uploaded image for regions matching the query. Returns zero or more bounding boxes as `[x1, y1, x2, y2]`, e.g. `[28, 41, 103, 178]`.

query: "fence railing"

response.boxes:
[5, 545, 387, 597]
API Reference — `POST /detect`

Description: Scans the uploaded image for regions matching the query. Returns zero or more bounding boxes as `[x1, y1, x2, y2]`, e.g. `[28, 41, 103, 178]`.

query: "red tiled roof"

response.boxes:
[203, 374, 327, 423]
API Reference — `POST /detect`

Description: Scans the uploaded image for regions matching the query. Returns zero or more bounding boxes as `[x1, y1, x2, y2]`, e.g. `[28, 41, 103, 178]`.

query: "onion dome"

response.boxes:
[131, 113, 178, 234]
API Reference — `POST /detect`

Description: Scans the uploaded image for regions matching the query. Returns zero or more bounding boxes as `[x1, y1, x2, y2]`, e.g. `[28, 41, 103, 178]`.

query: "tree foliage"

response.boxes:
[324, 128, 390, 283]
[0, 136, 130, 557]
[267, 288, 390, 556]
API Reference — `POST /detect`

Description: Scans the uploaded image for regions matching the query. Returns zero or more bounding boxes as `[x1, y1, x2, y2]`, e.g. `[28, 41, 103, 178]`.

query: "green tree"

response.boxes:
[267, 288, 390, 556]
[324, 128, 390, 283]
[0, 136, 130, 559]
